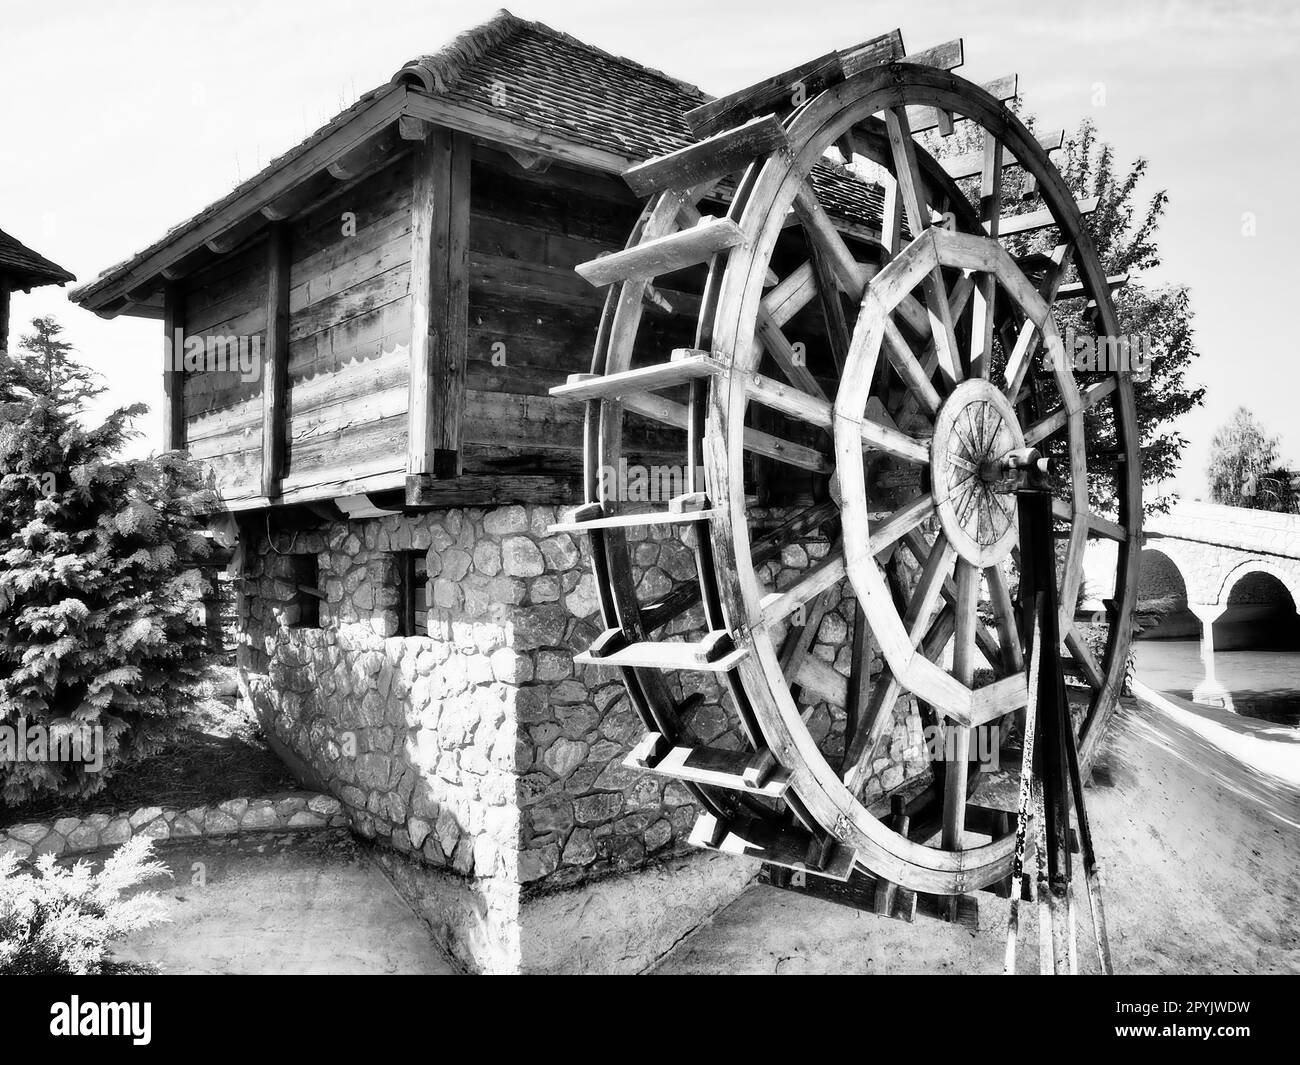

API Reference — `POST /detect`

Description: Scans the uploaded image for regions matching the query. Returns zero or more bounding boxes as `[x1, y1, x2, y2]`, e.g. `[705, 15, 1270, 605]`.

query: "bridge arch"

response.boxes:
[1214, 557, 1300, 611]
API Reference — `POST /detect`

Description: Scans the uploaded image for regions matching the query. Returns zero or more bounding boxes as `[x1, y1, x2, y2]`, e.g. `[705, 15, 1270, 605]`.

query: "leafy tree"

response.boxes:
[925, 115, 1205, 515]
[0, 321, 214, 803]
[1206, 406, 1295, 512]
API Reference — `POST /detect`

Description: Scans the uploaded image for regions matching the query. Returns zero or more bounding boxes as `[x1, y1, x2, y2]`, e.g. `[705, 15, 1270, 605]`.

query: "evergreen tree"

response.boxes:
[0, 322, 214, 803]
[14, 317, 103, 413]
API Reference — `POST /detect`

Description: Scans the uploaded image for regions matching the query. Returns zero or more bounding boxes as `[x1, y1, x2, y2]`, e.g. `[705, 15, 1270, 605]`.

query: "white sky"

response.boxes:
[3, 0, 1297, 497]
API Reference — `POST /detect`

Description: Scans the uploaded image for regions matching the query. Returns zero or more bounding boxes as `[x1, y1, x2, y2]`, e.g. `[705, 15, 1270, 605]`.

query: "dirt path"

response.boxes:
[113, 832, 457, 975]
[653, 693, 1300, 975]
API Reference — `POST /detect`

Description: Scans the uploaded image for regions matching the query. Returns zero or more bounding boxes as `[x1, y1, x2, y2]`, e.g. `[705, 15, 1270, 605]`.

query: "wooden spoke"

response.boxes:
[844, 600, 871, 746]
[883, 318, 943, 415]
[870, 494, 935, 554]
[883, 108, 929, 239]
[941, 560, 980, 858]
[904, 532, 958, 635]
[970, 133, 1003, 379]
[796, 182, 854, 376]
[882, 107, 962, 387]
[842, 600, 954, 795]
[1065, 626, 1105, 689]
[1003, 244, 1074, 400]
[793, 183, 868, 300]
[1051, 498, 1128, 542]
[860, 414, 930, 464]
[755, 308, 827, 401]
[922, 267, 962, 389]
[897, 273, 976, 432]
[985, 561, 1024, 673]
[747, 372, 833, 429]
[621, 392, 831, 473]
[778, 587, 834, 685]
[761, 545, 847, 624]
[1023, 377, 1118, 446]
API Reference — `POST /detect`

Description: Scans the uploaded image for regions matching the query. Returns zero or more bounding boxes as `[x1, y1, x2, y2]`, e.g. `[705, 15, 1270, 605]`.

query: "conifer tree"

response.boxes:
[0, 321, 214, 802]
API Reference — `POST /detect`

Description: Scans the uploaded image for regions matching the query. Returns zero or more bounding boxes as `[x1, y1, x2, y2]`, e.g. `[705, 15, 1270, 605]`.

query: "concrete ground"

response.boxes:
[103, 684, 1298, 975]
[654, 690, 1300, 975]
[113, 830, 457, 974]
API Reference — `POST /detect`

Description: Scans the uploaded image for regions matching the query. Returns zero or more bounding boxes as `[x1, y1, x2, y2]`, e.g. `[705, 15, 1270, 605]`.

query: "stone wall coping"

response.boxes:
[0, 790, 349, 863]
[1148, 500, 1300, 541]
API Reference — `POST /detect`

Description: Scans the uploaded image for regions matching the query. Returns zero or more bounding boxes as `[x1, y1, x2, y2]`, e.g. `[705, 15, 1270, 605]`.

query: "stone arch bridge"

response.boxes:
[1138, 501, 1300, 707]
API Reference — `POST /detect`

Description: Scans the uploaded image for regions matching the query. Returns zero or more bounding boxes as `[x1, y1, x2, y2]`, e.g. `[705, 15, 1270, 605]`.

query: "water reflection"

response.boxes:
[1134, 639, 1300, 727]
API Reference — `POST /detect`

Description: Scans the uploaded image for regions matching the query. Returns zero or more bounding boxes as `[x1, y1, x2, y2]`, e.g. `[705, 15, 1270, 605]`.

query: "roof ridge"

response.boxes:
[391, 8, 527, 93]
[391, 8, 712, 103]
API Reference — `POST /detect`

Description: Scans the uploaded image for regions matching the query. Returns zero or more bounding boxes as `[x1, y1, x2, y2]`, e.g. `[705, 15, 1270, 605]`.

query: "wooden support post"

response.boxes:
[262, 223, 291, 498]
[407, 126, 471, 493]
[0, 286, 11, 355]
[162, 282, 185, 451]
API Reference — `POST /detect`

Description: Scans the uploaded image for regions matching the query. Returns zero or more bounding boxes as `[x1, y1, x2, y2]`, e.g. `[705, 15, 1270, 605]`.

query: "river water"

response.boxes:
[1134, 638, 1300, 727]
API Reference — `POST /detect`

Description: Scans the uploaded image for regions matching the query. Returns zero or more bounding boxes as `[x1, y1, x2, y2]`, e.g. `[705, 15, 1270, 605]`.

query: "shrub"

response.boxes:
[0, 332, 216, 803]
[0, 835, 172, 974]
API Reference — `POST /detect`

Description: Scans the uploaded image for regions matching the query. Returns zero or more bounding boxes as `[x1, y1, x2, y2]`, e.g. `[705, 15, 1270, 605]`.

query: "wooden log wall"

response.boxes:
[175, 132, 846, 509]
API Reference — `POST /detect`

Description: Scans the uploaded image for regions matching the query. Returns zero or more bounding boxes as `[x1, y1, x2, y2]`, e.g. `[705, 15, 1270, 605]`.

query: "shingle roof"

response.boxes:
[72, 9, 883, 306]
[393, 11, 884, 225]
[0, 227, 75, 290]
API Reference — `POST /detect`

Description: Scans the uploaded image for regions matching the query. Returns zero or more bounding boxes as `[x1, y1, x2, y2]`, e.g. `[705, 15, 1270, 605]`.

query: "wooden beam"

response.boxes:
[205, 213, 267, 255]
[404, 473, 578, 508]
[891, 38, 964, 73]
[505, 146, 553, 173]
[685, 49, 848, 138]
[407, 126, 471, 483]
[260, 171, 335, 221]
[575, 217, 745, 287]
[622, 115, 788, 199]
[837, 29, 907, 77]
[398, 115, 429, 141]
[261, 223, 290, 498]
[326, 128, 400, 180]
[160, 245, 215, 281]
[0, 287, 9, 355]
[162, 283, 185, 451]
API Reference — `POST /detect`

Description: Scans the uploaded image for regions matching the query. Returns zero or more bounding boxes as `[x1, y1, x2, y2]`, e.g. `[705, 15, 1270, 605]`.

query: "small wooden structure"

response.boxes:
[0, 227, 75, 353]
[70, 10, 879, 513]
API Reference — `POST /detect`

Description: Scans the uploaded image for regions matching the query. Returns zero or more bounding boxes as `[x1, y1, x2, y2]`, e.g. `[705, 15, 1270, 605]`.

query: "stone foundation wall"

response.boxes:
[236, 501, 933, 969]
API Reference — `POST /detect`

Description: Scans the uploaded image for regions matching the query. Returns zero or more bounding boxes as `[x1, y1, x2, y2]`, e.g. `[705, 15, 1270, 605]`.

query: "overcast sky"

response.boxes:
[3, 0, 1297, 497]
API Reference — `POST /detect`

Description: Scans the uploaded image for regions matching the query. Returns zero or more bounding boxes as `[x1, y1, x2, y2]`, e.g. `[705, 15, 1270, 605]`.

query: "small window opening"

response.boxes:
[396, 551, 428, 637]
[289, 553, 322, 628]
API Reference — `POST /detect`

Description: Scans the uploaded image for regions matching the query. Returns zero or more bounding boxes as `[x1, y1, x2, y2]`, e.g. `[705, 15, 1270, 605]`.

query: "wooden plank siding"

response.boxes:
[176, 141, 714, 509]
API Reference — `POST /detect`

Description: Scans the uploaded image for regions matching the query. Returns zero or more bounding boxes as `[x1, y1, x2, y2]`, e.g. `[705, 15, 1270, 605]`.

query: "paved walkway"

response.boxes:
[114, 831, 457, 975]
[654, 692, 1300, 975]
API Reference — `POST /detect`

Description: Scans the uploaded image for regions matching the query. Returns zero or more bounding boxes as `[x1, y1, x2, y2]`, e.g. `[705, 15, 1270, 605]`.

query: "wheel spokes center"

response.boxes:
[929, 379, 1026, 567]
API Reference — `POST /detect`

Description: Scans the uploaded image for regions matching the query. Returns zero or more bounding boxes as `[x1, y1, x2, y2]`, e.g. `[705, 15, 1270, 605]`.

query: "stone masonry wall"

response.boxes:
[237, 502, 933, 960]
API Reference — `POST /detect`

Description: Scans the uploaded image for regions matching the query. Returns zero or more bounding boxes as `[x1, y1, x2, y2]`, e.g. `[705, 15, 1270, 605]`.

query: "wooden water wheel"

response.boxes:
[553, 40, 1141, 915]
